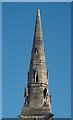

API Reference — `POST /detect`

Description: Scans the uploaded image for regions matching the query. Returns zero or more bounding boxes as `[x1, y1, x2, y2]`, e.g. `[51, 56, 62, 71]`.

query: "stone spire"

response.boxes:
[18, 9, 54, 120]
[34, 9, 43, 40]
[29, 9, 47, 85]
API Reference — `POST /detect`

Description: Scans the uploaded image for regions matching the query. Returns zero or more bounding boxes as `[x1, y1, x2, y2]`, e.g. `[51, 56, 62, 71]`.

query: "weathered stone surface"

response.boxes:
[18, 9, 54, 120]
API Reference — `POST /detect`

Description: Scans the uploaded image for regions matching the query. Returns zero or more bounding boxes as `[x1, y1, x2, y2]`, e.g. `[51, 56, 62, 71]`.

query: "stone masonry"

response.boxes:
[18, 9, 54, 120]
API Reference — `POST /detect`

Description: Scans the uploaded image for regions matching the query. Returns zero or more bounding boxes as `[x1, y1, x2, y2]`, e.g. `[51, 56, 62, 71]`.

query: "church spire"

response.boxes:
[29, 9, 47, 84]
[18, 9, 54, 120]
[34, 9, 43, 40]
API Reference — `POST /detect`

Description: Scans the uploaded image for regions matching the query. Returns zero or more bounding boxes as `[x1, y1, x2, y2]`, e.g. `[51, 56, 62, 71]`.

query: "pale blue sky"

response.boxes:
[2, 2, 71, 118]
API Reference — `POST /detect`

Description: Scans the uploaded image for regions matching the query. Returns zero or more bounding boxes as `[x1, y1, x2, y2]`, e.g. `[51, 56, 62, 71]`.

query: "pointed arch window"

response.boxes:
[44, 88, 47, 98]
[35, 48, 38, 54]
[36, 73, 38, 82]
[33, 70, 38, 82]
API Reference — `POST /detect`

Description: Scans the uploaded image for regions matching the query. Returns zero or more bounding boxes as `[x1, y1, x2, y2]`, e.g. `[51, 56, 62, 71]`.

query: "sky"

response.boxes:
[2, 2, 71, 118]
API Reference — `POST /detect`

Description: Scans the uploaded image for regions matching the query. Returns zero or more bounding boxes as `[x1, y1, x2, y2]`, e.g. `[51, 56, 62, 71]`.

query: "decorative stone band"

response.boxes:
[18, 113, 54, 119]
[34, 37, 43, 41]
[28, 83, 48, 87]
[30, 60, 46, 64]
[18, 115, 45, 119]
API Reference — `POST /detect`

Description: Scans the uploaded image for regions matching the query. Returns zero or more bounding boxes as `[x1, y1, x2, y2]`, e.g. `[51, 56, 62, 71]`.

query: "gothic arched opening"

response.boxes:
[35, 48, 38, 54]
[36, 73, 38, 82]
[33, 70, 38, 82]
[44, 88, 47, 98]
[44, 102, 46, 105]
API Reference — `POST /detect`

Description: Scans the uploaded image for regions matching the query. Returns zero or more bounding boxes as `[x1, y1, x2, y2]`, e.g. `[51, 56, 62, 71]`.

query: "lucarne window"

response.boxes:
[33, 70, 38, 82]
[44, 88, 47, 98]
[35, 48, 38, 54]
[36, 73, 38, 82]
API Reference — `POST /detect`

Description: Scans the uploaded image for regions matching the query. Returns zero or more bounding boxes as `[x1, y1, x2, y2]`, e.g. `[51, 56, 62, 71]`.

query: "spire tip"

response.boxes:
[37, 9, 40, 17]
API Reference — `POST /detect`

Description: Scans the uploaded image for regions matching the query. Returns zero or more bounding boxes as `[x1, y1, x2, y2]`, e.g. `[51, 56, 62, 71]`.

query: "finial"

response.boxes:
[37, 9, 40, 17]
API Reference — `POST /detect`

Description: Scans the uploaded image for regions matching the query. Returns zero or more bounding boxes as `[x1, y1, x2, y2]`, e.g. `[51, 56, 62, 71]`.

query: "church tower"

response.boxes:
[18, 9, 54, 120]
